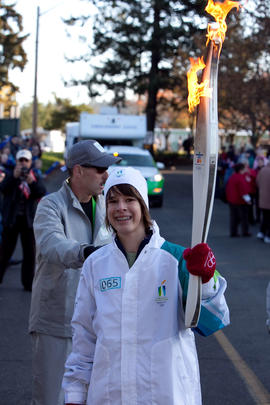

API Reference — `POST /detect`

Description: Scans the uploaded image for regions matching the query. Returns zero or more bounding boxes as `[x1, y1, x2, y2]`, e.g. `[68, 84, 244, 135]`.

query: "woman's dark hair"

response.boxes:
[105, 184, 152, 232]
[233, 163, 245, 173]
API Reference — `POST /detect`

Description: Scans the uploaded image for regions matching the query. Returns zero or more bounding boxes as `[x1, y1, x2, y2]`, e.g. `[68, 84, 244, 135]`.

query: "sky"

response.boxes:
[9, 0, 99, 107]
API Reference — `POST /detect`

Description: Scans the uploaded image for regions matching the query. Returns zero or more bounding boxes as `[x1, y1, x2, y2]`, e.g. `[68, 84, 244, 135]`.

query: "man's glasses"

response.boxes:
[81, 165, 108, 174]
[19, 158, 30, 163]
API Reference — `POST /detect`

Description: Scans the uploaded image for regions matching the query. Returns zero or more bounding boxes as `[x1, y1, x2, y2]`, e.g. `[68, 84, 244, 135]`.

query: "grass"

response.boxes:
[41, 151, 65, 173]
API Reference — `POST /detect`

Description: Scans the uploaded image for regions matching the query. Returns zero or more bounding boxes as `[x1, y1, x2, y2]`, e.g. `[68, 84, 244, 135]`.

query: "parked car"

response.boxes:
[104, 145, 165, 207]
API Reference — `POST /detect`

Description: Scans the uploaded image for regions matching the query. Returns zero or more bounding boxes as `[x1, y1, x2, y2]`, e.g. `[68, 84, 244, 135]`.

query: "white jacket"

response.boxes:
[63, 222, 229, 404]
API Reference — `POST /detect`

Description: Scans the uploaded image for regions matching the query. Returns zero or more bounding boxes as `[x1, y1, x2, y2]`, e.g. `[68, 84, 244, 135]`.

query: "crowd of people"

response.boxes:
[0, 135, 43, 179]
[217, 144, 270, 243]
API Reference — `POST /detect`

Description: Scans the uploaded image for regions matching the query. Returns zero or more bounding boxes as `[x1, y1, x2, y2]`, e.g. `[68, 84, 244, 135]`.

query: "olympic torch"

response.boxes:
[185, 0, 239, 328]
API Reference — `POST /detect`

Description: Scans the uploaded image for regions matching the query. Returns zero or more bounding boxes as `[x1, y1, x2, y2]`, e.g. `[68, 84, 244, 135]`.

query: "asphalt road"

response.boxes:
[0, 167, 269, 405]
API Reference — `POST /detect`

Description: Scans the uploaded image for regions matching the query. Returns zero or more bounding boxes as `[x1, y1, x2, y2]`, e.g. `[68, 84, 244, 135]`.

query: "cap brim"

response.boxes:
[91, 154, 122, 167]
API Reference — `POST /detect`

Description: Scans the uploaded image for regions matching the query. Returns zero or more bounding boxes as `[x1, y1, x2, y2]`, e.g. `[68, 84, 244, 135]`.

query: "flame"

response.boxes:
[206, 0, 240, 46]
[187, 0, 239, 112]
[187, 57, 212, 113]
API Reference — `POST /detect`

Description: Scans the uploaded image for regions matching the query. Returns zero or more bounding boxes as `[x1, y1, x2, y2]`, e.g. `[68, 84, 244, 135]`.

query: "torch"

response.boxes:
[185, 0, 239, 328]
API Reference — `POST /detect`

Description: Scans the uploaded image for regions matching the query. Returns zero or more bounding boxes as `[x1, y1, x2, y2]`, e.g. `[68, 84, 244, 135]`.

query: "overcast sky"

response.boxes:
[10, 0, 98, 107]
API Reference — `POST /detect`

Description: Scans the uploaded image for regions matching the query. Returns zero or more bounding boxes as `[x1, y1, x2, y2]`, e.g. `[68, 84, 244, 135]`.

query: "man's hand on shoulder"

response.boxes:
[83, 245, 101, 260]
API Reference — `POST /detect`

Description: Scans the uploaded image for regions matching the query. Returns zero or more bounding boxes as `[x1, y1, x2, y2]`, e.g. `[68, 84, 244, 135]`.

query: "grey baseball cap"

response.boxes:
[66, 140, 121, 169]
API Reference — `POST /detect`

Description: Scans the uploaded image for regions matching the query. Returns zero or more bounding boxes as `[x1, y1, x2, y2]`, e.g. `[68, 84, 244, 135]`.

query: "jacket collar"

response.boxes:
[63, 179, 83, 210]
[115, 230, 153, 260]
[114, 220, 165, 259]
[62, 179, 106, 238]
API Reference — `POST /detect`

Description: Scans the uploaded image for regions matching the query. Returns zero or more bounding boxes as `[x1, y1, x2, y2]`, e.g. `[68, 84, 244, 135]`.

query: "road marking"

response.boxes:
[215, 330, 270, 404]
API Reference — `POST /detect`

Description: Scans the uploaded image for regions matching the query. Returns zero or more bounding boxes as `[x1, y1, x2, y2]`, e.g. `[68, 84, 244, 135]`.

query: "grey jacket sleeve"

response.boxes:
[34, 197, 88, 269]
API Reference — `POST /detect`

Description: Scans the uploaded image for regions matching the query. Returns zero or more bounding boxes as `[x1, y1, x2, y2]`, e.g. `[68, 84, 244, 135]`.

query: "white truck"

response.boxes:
[65, 111, 147, 157]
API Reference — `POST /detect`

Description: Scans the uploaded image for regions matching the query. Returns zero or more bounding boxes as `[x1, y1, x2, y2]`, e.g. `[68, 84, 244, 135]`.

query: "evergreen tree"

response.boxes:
[65, 0, 270, 148]
[64, 0, 208, 136]
[45, 96, 93, 131]
[0, 1, 28, 91]
[218, 0, 270, 146]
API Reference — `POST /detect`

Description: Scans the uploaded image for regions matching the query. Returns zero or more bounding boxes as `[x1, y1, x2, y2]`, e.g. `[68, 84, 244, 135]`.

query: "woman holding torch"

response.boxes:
[62, 167, 229, 405]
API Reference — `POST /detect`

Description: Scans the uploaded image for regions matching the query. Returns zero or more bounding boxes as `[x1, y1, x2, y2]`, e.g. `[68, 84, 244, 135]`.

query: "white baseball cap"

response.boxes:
[104, 166, 149, 208]
[16, 149, 32, 161]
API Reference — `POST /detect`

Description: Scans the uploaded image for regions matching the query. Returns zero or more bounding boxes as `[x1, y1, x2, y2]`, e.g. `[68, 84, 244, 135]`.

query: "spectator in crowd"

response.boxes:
[224, 157, 235, 182]
[29, 140, 121, 405]
[246, 148, 256, 169]
[253, 148, 269, 170]
[31, 142, 42, 161]
[227, 144, 238, 164]
[22, 136, 33, 150]
[32, 158, 43, 177]
[254, 156, 266, 223]
[226, 163, 251, 237]
[216, 146, 228, 199]
[256, 160, 270, 243]
[30, 142, 43, 176]
[0, 145, 16, 173]
[9, 135, 22, 159]
[62, 167, 229, 405]
[0, 149, 46, 290]
[239, 158, 257, 225]
[183, 136, 193, 159]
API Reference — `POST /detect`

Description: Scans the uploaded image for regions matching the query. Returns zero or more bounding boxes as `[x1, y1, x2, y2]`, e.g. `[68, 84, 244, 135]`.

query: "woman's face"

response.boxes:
[257, 158, 264, 168]
[107, 191, 145, 239]
[32, 145, 40, 156]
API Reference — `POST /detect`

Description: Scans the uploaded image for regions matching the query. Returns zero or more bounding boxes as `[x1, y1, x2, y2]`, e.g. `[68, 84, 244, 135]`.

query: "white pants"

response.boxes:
[31, 332, 72, 405]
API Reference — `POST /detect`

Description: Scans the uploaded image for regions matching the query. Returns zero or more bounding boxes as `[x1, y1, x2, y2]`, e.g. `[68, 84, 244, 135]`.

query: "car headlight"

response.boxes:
[149, 174, 163, 182]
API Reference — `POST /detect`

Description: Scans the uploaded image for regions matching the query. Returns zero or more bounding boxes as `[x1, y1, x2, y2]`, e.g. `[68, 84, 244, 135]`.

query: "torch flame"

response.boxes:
[187, 0, 239, 112]
[187, 57, 212, 113]
[206, 0, 240, 46]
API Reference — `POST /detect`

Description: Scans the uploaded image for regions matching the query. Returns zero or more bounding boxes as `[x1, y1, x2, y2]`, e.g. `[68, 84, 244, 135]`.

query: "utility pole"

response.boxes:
[32, 6, 40, 140]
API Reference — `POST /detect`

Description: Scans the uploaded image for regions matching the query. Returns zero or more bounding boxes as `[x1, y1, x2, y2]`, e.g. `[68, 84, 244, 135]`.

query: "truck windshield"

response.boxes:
[116, 154, 155, 167]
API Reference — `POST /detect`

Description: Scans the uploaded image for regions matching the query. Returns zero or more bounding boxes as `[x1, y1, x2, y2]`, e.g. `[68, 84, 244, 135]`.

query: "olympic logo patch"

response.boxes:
[204, 250, 216, 269]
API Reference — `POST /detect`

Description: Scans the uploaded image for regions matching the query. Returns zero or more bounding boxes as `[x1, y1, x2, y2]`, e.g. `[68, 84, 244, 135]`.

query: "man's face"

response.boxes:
[78, 166, 109, 197]
[11, 136, 19, 145]
[17, 157, 32, 170]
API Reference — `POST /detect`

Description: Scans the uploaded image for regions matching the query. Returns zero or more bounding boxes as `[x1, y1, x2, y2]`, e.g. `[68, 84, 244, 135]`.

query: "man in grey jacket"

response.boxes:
[29, 140, 121, 405]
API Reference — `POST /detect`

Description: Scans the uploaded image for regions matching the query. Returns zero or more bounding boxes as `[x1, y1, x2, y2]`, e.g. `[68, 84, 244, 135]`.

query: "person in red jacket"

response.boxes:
[225, 163, 251, 237]
[240, 158, 257, 225]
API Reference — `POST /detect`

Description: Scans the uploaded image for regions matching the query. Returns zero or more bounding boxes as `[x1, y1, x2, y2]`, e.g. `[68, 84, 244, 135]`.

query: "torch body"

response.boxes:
[185, 36, 221, 328]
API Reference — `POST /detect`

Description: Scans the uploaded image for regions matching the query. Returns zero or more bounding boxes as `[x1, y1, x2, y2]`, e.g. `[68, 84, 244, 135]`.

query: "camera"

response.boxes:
[20, 167, 30, 180]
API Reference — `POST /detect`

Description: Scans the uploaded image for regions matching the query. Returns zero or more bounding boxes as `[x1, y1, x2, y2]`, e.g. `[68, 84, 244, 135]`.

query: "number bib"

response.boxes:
[100, 277, 121, 292]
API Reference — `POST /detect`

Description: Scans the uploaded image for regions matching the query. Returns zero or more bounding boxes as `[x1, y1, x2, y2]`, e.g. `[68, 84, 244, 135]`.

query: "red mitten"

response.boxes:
[183, 243, 216, 283]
